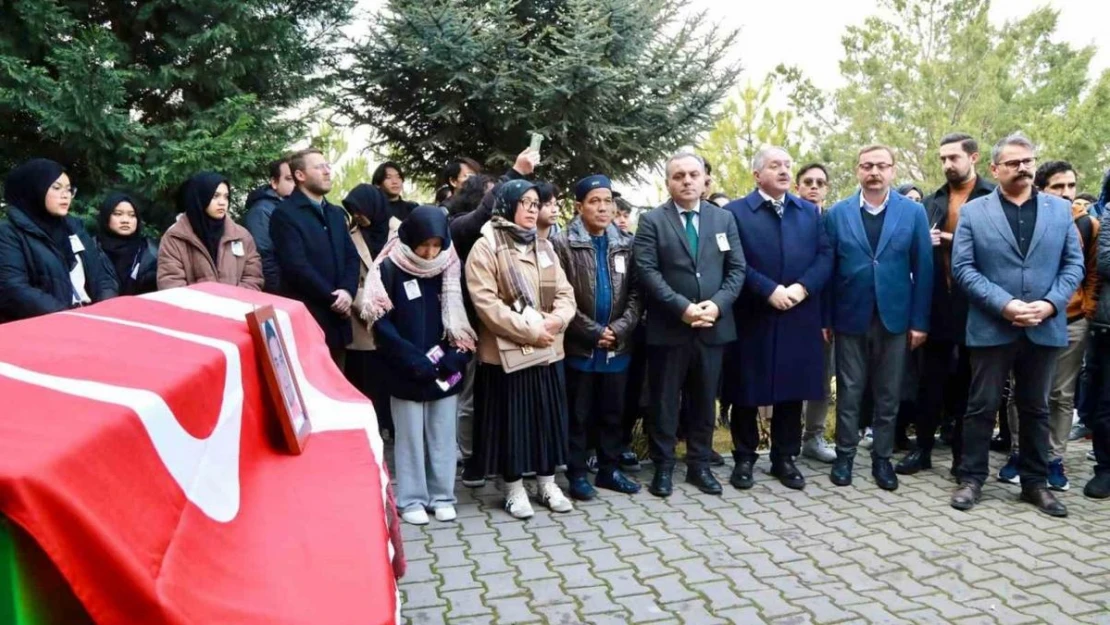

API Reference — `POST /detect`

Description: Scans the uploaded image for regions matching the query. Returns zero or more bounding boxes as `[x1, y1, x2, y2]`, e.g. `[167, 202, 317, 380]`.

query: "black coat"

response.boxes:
[269, 189, 360, 349]
[243, 185, 283, 293]
[922, 176, 996, 343]
[97, 237, 159, 296]
[0, 208, 118, 322]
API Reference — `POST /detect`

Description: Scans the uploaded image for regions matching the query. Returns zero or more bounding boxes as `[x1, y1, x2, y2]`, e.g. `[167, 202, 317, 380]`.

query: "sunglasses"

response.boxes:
[800, 178, 827, 188]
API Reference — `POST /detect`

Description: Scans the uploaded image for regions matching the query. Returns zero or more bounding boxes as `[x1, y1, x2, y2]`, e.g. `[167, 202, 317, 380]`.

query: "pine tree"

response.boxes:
[0, 0, 354, 227]
[340, 0, 741, 190]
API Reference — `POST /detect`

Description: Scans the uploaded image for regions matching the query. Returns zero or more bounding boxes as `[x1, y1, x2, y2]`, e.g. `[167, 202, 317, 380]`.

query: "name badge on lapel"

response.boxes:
[69, 235, 85, 253]
[231, 241, 245, 257]
[716, 232, 730, 252]
[614, 255, 627, 274]
[537, 251, 554, 269]
[404, 279, 422, 300]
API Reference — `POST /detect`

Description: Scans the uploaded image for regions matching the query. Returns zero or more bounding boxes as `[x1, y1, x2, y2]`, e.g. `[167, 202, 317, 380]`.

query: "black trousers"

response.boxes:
[959, 338, 1059, 487]
[647, 342, 723, 470]
[566, 368, 629, 478]
[730, 402, 803, 463]
[916, 340, 971, 457]
[1088, 332, 1110, 474]
[621, 330, 648, 447]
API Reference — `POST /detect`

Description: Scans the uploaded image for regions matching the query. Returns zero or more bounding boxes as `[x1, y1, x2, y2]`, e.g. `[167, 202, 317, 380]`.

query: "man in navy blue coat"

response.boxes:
[823, 145, 933, 491]
[722, 147, 833, 491]
[269, 148, 360, 367]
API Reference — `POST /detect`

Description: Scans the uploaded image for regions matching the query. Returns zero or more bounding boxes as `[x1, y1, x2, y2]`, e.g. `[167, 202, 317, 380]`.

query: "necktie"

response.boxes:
[683, 211, 698, 257]
[772, 199, 784, 218]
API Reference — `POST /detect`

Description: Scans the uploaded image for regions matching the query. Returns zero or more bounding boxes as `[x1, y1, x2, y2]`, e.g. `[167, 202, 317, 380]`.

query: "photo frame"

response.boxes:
[246, 306, 311, 454]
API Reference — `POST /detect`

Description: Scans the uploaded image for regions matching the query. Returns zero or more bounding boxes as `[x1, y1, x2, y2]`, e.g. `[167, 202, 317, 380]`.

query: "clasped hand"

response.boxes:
[768, 284, 807, 311]
[683, 301, 720, 328]
[1002, 299, 1054, 328]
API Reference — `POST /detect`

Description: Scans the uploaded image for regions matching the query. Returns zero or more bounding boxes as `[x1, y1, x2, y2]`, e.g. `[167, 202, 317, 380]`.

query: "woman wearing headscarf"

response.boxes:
[360, 206, 476, 524]
[0, 158, 117, 322]
[464, 179, 577, 519]
[157, 172, 264, 291]
[896, 183, 924, 203]
[343, 183, 396, 440]
[95, 192, 158, 296]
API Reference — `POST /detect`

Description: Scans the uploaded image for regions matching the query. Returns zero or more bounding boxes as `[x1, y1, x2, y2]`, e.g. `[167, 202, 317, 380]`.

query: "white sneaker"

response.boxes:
[505, 492, 534, 519]
[859, 428, 874, 449]
[434, 505, 457, 522]
[401, 508, 429, 525]
[802, 437, 837, 463]
[538, 482, 574, 513]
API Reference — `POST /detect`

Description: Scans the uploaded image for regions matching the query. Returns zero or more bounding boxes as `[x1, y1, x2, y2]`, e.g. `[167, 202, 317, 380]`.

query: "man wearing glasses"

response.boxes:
[896, 134, 995, 478]
[823, 145, 933, 491]
[949, 133, 1084, 516]
[795, 164, 830, 210]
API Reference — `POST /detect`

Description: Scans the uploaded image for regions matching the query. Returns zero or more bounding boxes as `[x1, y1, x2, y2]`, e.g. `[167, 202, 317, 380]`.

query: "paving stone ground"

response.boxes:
[395, 440, 1110, 625]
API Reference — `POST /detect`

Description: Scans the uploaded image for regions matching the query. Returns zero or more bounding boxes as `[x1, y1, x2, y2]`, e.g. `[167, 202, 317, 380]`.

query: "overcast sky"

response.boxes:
[348, 0, 1106, 204]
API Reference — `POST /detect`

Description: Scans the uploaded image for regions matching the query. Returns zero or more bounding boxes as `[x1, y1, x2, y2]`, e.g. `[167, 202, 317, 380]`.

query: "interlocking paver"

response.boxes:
[396, 444, 1108, 624]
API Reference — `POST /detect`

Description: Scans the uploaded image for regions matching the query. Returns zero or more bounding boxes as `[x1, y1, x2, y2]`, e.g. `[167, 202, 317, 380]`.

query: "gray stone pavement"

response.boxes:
[395, 441, 1110, 625]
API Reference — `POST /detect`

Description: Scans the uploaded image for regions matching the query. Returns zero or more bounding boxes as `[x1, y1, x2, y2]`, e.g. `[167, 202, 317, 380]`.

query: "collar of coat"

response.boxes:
[927, 175, 996, 202]
[563, 215, 632, 249]
[739, 189, 812, 213]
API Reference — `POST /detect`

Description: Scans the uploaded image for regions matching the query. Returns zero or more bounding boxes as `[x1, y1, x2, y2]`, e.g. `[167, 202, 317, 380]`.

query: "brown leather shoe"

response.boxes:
[1020, 485, 1068, 518]
[950, 481, 982, 511]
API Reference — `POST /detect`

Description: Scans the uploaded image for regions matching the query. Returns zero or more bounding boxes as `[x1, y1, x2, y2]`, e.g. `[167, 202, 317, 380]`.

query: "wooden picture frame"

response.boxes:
[246, 306, 311, 454]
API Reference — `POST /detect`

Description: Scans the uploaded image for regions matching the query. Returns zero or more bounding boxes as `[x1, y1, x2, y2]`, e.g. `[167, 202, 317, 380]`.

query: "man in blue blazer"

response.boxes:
[823, 145, 933, 491]
[949, 133, 1084, 517]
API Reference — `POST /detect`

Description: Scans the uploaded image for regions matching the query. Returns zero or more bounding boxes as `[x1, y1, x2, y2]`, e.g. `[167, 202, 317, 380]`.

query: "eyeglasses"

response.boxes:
[49, 184, 77, 197]
[800, 178, 827, 188]
[857, 163, 893, 172]
[518, 199, 540, 211]
[998, 158, 1036, 170]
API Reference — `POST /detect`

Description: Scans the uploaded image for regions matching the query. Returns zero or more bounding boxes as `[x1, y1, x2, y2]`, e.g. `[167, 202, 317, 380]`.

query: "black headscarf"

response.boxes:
[97, 192, 145, 290]
[491, 179, 538, 245]
[178, 172, 229, 262]
[343, 183, 392, 258]
[398, 205, 452, 251]
[3, 158, 76, 268]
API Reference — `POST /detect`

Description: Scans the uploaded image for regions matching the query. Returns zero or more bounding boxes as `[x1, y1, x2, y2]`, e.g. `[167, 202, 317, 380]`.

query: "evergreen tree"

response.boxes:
[0, 0, 353, 227]
[340, 0, 741, 189]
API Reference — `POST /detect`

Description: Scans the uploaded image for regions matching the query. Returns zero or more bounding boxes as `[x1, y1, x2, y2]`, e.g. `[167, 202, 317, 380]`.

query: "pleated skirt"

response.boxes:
[473, 361, 569, 479]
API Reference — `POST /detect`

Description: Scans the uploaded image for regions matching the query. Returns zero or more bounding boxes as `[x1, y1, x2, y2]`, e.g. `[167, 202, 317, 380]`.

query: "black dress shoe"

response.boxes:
[872, 459, 899, 491]
[649, 469, 673, 497]
[1021, 485, 1068, 517]
[710, 450, 726, 467]
[1084, 473, 1110, 499]
[830, 455, 853, 486]
[950, 481, 982, 511]
[730, 458, 754, 490]
[618, 451, 642, 473]
[895, 449, 932, 475]
[596, 468, 641, 494]
[771, 458, 806, 490]
[686, 467, 723, 495]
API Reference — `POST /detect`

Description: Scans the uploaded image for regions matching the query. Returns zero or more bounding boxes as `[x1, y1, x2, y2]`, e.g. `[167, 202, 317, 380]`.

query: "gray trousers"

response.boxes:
[835, 317, 908, 460]
[803, 341, 834, 441]
[456, 358, 478, 459]
[392, 395, 459, 512]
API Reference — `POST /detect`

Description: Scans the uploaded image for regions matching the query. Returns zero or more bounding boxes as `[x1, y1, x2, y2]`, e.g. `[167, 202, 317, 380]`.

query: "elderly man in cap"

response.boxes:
[553, 175, 644, 500]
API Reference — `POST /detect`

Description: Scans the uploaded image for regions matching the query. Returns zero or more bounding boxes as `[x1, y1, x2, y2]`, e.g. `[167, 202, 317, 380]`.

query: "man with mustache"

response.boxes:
[722, 147, 833, 490]
[823, 145, 933, 491]
[949, 133, 1084, 516]
[896, 134, 995, 477]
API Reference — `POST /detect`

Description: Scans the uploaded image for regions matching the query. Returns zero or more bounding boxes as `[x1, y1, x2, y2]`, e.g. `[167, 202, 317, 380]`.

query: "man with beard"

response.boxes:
[270, 148, 361, 368]
[896, 134, 995, 477]
[949, 133, 1083, 516]
[823, 145, 933, 491]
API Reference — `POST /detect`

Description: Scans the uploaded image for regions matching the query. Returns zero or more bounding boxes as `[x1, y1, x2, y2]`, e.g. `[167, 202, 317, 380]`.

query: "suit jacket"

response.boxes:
[269, 189, 361, 349]
[823, 190, 933, 335]
[952, 189, 1084, 348]
[632, 199, 746, 346]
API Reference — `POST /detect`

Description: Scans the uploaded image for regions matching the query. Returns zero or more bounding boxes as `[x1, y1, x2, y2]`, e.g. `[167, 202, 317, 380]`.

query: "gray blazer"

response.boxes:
[951, 189, 1084, 348]
[633, 199, 746, 346]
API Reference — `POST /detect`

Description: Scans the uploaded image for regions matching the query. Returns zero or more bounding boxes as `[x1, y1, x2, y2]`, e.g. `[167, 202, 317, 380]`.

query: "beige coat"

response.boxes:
[465, 222, 576, 366]
[347, 227, 377, 351]
[157, 217, 264, 291]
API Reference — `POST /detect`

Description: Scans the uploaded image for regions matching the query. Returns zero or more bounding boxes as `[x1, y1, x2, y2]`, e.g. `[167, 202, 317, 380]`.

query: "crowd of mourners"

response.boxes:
[1, 130, 1108, 525]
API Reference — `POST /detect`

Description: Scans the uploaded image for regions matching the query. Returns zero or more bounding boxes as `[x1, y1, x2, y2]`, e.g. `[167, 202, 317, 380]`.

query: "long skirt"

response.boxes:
[473, 361, 569, 479]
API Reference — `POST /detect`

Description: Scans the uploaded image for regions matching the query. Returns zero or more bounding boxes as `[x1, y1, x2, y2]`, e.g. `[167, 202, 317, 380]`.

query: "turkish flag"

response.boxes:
[0, 284, 399, 624]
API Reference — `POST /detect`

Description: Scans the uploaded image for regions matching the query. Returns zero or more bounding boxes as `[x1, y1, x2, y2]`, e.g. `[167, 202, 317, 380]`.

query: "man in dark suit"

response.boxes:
[722, 148, 832, 491]
[269, 148, 361, 368]
[633, 153, 746, 497]
[949, 133, 1084, 516]
[823, 145, 933, 491]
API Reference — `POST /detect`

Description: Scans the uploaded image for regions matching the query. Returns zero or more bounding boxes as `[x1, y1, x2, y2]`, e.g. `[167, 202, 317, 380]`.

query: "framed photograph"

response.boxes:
[246, 306, 311, 454]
